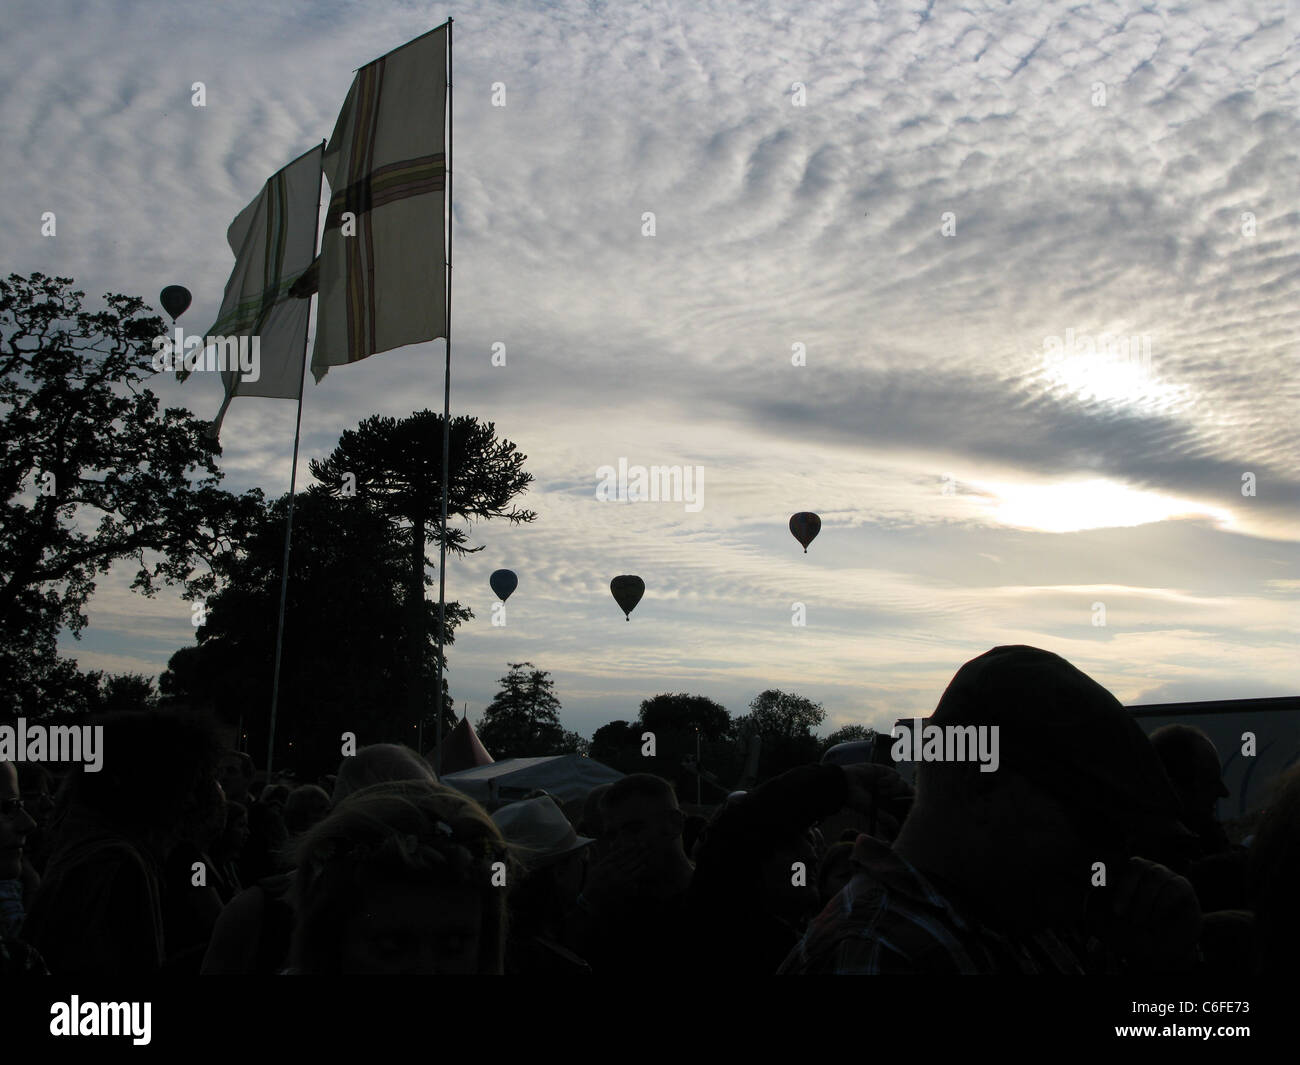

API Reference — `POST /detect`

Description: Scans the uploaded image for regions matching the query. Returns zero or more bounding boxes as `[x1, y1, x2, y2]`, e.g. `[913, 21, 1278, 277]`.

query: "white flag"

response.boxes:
[185, 143, 323, 435]
[311, 24, 447, 381]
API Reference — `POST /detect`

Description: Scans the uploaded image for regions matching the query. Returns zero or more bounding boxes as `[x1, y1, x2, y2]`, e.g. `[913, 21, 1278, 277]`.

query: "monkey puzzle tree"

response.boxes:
[309, 411, 537, 750]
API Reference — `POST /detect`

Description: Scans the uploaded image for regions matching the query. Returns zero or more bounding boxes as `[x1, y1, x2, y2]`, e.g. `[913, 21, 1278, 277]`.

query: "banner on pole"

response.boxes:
[180, 142, 324, 436]
[311, 25, 448, 381]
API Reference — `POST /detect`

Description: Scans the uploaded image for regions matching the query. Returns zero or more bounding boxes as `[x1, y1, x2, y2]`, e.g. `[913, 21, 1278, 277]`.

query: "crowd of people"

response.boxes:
[1, 645, 1297, 975]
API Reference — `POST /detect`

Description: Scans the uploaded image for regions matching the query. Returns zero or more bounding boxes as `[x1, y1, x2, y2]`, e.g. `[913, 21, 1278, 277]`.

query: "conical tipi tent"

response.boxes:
[434, 715, 495, 776]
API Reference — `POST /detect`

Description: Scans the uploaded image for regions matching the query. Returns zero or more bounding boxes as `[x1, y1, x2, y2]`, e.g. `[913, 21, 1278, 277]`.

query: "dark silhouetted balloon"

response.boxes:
[789, 512, 821, 553]
[610, 575, 644, 620]
[490, 569, 517, 602]
[160, 285, 191, 321]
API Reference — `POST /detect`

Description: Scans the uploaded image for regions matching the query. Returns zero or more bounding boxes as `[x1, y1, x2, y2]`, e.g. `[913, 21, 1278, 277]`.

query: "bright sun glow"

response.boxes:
[970, 478, 1234, 533]
[1031, 330, 1194, 413]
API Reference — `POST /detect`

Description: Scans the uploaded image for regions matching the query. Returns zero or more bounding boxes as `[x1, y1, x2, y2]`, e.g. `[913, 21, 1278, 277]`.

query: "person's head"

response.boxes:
[493, 796, 594, 927]
[600, 774, 685, 877]
[284, 785, 331, 835]
[332, 744, 436, 805]
[1149, 725, 1228, 830]
[259, 784, 291, 807]
[217, 751, 255, 803]
[64, 711, 223, 849]
[0, 762, 38, 880]
[291, 780, 511, 974]
[896, 646, 1187, 934]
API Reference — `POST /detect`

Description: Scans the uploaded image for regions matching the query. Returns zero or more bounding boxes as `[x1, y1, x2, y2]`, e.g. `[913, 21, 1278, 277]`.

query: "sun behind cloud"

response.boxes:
[971, 477, 1234, 534]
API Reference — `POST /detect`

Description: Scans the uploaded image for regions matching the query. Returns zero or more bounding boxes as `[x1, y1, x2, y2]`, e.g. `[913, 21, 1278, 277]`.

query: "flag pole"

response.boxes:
[431, 17, 453, 776]
[267, 146, 326, 777]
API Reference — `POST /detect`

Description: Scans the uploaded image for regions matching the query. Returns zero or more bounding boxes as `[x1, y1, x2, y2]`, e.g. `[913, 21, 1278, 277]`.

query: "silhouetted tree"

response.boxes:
[638, 692, 732, 740]
[88, 672, 159, 714]
[160, 489, 469, 777]
[635, 693, 733, 796]
[822, 724, 874, 751]
[310, 412, 536, 743]
[476, 662, 575, 758]
[589, 720, 642, 774]
[0, 273, 259, 716]
[740, 689, 826, 779]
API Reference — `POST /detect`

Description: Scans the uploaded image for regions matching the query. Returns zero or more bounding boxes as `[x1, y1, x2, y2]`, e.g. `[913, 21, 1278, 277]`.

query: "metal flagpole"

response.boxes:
[266, 145, 326, 778]
[431, 18, 453, 775]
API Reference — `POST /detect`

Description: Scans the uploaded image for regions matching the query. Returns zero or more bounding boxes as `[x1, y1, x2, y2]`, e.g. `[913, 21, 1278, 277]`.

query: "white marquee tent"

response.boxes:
[440, 754, 623, 808]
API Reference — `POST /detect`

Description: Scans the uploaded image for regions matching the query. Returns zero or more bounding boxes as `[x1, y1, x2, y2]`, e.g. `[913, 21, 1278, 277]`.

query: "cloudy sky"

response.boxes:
[3, 0, 1297, 745]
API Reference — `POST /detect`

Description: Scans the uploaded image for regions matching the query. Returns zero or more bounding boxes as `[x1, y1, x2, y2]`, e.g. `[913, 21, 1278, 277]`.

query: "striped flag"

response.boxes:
[183, 143, 324, 436]
[310, 24, 448, 382]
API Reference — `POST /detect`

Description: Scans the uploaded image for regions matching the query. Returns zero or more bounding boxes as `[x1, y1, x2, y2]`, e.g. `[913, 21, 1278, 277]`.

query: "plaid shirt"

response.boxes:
[778, 835, 1088, 974]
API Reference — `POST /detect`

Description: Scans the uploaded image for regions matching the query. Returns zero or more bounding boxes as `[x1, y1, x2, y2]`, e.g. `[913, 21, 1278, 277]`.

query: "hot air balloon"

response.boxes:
[610, 575, 644, 620]
[490, 569, 517, 603]
[160, 285, 191, 322]
[789, 512, 821, 553]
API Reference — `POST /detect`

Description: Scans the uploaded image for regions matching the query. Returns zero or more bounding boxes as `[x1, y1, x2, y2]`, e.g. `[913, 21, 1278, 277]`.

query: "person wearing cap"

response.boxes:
[571, 773, 696, 977]
[779, 646, 1203, 974]
[492, 795, 595, 975]
[1150, 724, 1250, 914]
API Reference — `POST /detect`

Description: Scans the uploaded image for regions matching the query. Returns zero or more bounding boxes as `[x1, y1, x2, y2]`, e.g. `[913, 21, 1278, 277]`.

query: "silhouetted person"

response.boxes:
[15, 763, 54, 894]
[1149, 725, 1231, 852]
[203, 742, 435, 974]
[24, 712, 222, 977]
[284, 785, 331, 837]
[1150, 723, 1248, 912]
[240, 797, 290, 885]
[818, 841, 856, 904]
[217, 751, 256, 808]
[573, 773, 694, 976]
[0, 761, 37, 936]
[1247, 765, 1300, 976]
[578, 782, 613, 863]
[682, 813, 709, 861]
[208, 801, 249, 902]
[289, 780, 510, 974]
[332, 743, 437, 804]
[781, 647, 1202, 974]
[0, 761, 45, 975]
[690, 761, 911, 972]
[161, 776, 228, 973]
[493, 795, 594, 974]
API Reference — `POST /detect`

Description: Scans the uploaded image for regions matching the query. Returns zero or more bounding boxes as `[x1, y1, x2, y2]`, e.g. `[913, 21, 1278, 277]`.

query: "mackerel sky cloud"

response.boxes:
[3, 0, 1296, 740]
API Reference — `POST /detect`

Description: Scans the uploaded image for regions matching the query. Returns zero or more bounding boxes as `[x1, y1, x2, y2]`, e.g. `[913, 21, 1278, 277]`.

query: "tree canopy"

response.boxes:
[475, 662, 583, 759]
[0, 273, 259, 716]
[310, 411, 537, 744]
[741, 689, 827, 778]
[160, 488, 470, 776]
